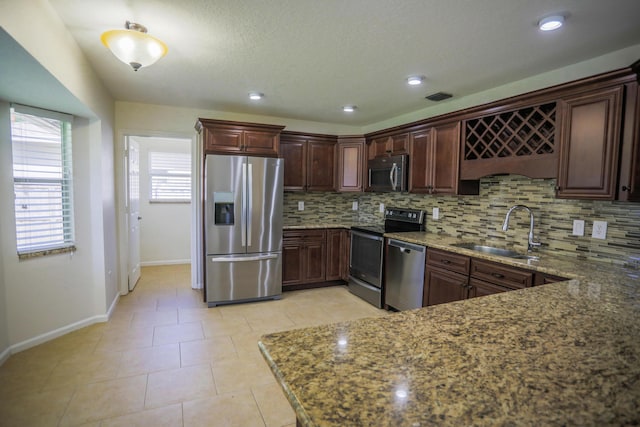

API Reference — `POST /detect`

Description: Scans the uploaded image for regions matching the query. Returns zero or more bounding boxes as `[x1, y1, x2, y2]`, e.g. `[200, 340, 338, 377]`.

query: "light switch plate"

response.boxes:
[592, 220, 607, 239]
[379, 203, 385, 213]
[352, 201, 358, 211]
[572, 219, 585, 236]
[432, 207, 440, 220]
[298, 201, 304, 211]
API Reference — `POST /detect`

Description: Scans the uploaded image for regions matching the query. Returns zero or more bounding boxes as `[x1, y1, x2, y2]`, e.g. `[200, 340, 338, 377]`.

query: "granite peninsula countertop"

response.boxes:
[260, 231, 640, 426]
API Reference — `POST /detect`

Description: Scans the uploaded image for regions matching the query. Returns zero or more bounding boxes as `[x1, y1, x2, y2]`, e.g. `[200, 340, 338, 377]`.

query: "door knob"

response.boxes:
[138, 216, 143, 220]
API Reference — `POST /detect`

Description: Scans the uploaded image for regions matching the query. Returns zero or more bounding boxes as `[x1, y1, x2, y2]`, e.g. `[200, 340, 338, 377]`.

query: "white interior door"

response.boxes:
[128, 138, 142, 291]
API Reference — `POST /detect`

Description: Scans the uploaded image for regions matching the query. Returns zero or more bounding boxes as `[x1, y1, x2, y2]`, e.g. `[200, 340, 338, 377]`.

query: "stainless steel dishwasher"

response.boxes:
[385, 239, 426, 311]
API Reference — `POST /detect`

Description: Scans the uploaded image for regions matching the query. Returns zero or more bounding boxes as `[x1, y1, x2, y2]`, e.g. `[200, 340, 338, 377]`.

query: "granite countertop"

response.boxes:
[259, 231, 640, 426]
[283, 222, 370, 230]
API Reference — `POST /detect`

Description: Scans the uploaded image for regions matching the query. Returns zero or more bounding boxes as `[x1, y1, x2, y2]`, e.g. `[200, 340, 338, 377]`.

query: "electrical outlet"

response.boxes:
[379, 203, 385, 213]
[572, 219, 585, 236]
[352, 201, 358, 211]
[432, 207, 440, 220]
[592, 220, 607, 240]
[298, 201, 304, 211]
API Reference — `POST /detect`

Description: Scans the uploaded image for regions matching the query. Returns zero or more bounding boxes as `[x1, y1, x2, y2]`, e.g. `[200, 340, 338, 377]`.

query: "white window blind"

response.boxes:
[10, 105, 75, 255]
[149, 151, 191, 202]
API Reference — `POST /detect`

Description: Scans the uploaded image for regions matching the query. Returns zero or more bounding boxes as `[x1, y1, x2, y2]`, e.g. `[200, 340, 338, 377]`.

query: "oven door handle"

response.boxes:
[351, 230, 384, 241]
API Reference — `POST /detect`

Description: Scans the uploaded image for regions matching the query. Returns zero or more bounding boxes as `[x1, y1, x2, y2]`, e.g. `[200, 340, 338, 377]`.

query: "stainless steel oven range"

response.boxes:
[348, 207, 425, 308]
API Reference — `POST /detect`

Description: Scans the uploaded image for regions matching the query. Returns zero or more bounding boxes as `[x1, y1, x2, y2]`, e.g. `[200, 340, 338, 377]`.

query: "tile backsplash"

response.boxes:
[283, 175, 640, 267]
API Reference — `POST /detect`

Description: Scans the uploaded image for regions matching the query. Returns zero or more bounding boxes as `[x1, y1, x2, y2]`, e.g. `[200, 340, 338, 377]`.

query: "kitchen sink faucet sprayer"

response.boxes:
[502, 205, 542, 252]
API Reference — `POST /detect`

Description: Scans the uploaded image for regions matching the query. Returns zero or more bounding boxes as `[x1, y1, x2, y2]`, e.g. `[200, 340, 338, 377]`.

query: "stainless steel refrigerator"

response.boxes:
[204, 154, 283, 307]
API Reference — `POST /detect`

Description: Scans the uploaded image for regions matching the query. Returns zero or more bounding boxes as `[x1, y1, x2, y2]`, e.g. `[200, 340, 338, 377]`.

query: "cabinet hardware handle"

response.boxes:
[622, 185, 631, 192]
[492, 273, 504, 279]
[441, 259, 451, 264]
[555, 186, 561, 191]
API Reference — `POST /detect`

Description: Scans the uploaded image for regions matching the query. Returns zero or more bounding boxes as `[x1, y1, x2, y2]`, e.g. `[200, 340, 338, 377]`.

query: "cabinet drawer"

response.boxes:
[426, 248, 470, 275]
[283, 229, 326, 241]
[470, 259, 533, 289]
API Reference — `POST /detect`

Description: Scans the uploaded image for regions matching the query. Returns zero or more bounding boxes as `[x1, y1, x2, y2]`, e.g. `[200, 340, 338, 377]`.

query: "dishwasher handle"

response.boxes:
[387, 239, 425, 253]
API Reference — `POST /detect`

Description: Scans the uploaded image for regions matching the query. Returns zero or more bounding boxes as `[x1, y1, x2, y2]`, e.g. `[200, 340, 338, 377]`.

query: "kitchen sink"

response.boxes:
[451, 243, 539, 261]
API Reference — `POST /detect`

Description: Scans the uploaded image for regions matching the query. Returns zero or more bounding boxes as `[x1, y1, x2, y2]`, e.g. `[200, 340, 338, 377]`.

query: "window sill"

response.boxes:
[18, 245, 76, 260]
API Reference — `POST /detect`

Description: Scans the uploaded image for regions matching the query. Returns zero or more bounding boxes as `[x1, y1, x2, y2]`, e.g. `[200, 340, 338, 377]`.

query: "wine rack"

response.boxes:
[461, 102, 559, 179]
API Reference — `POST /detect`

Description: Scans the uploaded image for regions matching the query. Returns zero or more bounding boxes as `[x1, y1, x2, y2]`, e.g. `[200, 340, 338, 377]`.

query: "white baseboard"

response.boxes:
[9, 313, 109, 355]
[0, 346, 11, 366]
[107, 292, 120, 320]
[141, 259, 190, 267]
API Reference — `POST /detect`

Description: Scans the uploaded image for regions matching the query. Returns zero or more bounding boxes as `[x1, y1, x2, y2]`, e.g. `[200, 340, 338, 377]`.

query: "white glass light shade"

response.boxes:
[101, 29, 168, 71]
[407, 75, 424, 85]
[538, 15, 564, 31]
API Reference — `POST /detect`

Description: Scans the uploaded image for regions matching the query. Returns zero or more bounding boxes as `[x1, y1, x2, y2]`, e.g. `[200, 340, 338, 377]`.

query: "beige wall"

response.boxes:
[0, 0, 116, 352]
[0, 102, 11, 361]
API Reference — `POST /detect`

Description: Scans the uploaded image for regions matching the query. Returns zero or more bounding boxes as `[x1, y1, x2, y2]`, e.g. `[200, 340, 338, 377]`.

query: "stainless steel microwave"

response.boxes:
[367, 154, 408, 192]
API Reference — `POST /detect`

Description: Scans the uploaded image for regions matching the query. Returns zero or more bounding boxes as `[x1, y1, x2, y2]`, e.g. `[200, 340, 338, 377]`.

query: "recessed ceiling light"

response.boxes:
[248, 92, 264, 100]
[343, 105, 357, 113]
[407, 75, 425, 86]
[538, 15, 564, 31]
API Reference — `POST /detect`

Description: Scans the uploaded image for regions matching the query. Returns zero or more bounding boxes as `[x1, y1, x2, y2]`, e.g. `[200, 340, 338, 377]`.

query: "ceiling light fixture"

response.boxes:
[407, 75, 425, 86]
[249, 92, 264, 100]
[343, 105, 357, 113]
[538, 15, 564, 31]
[101, 21, 168, 71]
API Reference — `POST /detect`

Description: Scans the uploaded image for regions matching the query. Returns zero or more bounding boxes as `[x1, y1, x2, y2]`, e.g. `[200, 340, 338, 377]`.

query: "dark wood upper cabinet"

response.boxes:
[367, 133, 409, 159]
[556, 86, 623, 200]
[279, 132, 336, 192]
[196, 118, 284, 157]
[307, 140, 336, 191]
[618, 81, 640, 202]
[410, 122, 479, 195]
[337, 137, 365, 192]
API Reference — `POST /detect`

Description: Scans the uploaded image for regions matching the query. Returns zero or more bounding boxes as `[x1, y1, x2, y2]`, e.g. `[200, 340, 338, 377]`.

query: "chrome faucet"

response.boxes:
[502, 205, 542, 252]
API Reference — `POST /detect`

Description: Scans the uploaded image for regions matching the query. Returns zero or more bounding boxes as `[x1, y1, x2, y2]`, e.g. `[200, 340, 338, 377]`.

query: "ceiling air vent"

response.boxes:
[425, 92, 453, 102]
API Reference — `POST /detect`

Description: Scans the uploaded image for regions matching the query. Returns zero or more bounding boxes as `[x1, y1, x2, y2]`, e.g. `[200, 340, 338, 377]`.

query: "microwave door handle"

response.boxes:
[390, 163, 398, 191]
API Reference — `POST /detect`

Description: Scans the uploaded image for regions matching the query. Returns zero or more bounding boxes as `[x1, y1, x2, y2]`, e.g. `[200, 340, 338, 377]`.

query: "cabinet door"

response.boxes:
[304, 238, 326, 283]
[342, 230, 351, 281]
[282, 239, 304, 285]
[424, 266, 468, 306]
[618, 81, 640, 202]
[325, 229, 345, 281]
[204, 128, 243, 154]
[307, 141, 336, 191]
[390, 134, 409, 155]
[557, 86, 623, 200]
[409, 129, 432, 193]
[337, 140, 364, 192]
[280, 140, 307, 191]
[369, 136, 390, 159]
[244, 130, 279, 157]
[431, 122, 461, 195]
[468, 278, 511, 298]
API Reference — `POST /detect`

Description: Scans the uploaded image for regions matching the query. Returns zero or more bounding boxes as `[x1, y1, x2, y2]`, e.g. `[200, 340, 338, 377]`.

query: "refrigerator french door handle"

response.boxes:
[209, 253, 278, 262]
[247, 162, 253, 247]
[241, 162, 247, 247]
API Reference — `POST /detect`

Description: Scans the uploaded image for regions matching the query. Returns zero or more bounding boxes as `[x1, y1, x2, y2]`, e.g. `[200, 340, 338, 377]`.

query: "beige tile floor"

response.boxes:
[0, 264, 387, 427]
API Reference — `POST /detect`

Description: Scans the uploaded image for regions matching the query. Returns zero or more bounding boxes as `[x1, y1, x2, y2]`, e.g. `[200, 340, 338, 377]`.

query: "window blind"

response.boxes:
[10, 105, 75, 254]
[149, 151, 191, 202]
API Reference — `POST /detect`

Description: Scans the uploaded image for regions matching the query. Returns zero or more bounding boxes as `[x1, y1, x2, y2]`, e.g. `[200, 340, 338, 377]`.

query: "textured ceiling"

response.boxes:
[48, 0, 640, 126]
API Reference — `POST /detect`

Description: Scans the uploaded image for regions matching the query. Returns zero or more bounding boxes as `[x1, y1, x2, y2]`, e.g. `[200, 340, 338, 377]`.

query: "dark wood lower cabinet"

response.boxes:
[326, 229, 348, 281]
[468, 278, 511, 298]
[424, 248, 536, 306]
[533, 272, 569, 286]
[423, 266, 468, 306]
[282, 228, 348, 291]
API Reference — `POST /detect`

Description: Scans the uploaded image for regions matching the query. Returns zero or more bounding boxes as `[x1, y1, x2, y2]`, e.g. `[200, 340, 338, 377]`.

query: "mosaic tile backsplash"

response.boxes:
[283, 175, 640, 268]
